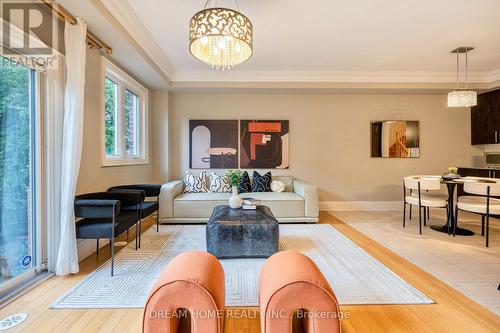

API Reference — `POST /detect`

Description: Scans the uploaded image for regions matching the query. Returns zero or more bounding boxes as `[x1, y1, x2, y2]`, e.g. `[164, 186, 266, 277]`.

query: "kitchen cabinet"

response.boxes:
[471, 89, 500, 145]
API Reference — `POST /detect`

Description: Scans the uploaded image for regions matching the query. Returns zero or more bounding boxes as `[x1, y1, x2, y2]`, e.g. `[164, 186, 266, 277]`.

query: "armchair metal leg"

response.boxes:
[111, 207, 116, 277]
[135, 222, 139, 251]
[427, 207, 430, 220]
[110, 237, 115, 276]
[127, 228, 129, 241]
[138, 219, 142, 249]
[156, 196, 160, 232]
[96, 238, 99, 255]
[409, 205, 412, 220]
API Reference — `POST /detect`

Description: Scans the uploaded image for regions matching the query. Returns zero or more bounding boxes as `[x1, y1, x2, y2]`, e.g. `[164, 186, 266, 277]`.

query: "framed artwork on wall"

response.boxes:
[240, 120, 289, 169]
[370, 120, 420, 158]
[189, 120, 238, 169]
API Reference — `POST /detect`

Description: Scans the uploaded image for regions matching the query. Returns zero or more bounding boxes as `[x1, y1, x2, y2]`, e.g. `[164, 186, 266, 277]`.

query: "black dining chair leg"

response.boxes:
[423, 206, 427, 227]
[96, 238, 99, 255]
[403, 203, 407, 227]
[481, 215, 485, 236]
[427, 207, 430, 220]
[409, 205, 412, 220]
[454, 206, 459, 236]
[418, 183, 422, 235]
[486, 214, 490, 248]
[486, 187, 491, 247]
[127, 228, 129, 242]
[418, 205, 422, 234]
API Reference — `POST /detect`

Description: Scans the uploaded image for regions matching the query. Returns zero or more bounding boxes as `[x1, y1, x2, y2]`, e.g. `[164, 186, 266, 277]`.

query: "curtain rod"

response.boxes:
[42, 0, 113, 54]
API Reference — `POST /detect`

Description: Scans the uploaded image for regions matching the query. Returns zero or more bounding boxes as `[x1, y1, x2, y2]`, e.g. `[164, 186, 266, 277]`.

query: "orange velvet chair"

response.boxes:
[259, 250, 341, 333]
[143, 251, 225, 333]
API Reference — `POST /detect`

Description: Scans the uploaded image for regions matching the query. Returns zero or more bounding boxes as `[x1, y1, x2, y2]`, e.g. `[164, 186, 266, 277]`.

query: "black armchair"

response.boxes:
[74, 190, 144, 276]
[108, 184, 162, 239]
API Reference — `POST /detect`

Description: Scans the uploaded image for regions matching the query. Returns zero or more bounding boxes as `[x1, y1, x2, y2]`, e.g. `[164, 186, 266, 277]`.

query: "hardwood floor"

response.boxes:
[1, 212, 499, 332]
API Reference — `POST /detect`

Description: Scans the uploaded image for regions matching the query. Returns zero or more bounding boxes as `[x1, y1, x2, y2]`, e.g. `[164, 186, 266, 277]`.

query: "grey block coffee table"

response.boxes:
[206, 205, 279, 259]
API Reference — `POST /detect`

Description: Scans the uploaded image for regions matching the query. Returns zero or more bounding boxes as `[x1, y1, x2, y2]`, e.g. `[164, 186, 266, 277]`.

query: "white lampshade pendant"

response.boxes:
[448, 47, 477, 108]
[189, 2, 253, 70]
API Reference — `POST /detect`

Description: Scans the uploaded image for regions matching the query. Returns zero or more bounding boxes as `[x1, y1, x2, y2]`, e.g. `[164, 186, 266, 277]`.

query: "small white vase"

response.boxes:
[229, 185, 242, 209]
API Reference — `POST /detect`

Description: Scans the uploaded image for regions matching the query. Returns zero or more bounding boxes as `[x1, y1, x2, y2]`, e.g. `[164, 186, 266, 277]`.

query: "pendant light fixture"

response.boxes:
[447, 47, 477, 108]
[189, 0, 253, 70]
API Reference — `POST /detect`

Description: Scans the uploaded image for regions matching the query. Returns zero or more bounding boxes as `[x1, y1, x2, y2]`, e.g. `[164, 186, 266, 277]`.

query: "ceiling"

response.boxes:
[122, 0, 500, 83]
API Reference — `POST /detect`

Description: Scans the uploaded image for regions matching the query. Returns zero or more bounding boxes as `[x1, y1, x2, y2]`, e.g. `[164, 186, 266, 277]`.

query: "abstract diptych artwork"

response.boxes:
[189, 120, 239, 169]
[240, 120, 289, 169]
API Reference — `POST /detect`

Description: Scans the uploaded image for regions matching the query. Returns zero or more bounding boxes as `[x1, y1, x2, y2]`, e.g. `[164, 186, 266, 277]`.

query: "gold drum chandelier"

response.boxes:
[189, 1, 253, 70]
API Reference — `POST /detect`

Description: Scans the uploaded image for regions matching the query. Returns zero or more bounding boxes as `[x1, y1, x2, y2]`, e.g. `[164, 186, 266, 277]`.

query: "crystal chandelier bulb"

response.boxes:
[447, 89, 477, 107]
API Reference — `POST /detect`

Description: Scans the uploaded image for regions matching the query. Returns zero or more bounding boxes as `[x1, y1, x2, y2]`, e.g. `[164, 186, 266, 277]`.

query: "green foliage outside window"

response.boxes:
[104, 78, 117, 155]
[0, 58, 32, 281]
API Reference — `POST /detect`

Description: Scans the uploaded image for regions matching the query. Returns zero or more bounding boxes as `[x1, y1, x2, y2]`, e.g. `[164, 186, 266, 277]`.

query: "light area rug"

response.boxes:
[52, 224, 433, 309]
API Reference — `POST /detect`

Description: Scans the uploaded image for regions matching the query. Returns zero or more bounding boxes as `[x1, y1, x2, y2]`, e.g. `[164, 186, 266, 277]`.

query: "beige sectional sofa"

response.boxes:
[159, 176, 319, 223]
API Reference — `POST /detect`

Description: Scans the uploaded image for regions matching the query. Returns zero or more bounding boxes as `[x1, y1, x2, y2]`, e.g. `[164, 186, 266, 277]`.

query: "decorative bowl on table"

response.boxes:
[442, 173, 461, 180]
[442, 167, 460, 180]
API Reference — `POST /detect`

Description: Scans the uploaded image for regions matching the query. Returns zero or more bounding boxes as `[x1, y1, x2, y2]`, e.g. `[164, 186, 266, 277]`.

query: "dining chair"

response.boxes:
[455, 180, 500, 247]
[403, 176, 448, 234]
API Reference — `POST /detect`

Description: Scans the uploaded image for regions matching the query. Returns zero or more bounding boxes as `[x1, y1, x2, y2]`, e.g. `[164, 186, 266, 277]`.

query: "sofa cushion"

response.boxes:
[174, 192, 304, 218]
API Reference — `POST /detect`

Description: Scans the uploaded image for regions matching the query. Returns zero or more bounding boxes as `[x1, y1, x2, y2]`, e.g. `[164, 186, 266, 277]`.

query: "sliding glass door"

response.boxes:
[0, 57, 40, 296]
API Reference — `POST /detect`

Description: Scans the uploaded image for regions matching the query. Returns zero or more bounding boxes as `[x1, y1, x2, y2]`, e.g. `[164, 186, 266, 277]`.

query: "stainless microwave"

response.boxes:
[485, 152, 500, 167]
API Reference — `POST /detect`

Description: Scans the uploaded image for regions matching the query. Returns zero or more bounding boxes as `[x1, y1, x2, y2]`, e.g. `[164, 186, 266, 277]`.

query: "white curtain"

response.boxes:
[55, 18, 87, 275]
[45, 53, 65, 273]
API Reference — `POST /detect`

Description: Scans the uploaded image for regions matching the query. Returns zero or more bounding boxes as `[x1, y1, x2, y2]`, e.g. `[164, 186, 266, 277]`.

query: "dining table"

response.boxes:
[429, 178, 475, 236]
[420, 176, 499, 236]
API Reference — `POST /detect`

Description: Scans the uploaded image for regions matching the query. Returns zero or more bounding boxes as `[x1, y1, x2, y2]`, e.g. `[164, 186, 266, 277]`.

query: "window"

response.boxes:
[0, 56, 44, 297]
[102, 58, 148, 166]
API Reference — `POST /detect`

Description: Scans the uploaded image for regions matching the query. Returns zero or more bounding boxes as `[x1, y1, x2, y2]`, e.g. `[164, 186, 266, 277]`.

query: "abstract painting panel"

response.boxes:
[189, 120, 238, 169]
[240, 120, 289, 169]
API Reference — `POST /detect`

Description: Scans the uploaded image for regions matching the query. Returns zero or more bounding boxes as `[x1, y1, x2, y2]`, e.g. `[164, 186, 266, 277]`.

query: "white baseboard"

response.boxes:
[320, 201, 402, 211]
[77, 239, 109, 262]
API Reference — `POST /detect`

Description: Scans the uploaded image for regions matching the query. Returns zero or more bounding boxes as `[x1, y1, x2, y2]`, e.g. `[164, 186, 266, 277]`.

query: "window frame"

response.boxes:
[101, 57, 149, 167]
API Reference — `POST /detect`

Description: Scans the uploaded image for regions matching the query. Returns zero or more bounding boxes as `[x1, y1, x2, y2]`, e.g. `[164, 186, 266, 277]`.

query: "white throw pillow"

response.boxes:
[270, 180, 286, 193]
[183, 170, 208, 193]
[209, 172, 231, 193]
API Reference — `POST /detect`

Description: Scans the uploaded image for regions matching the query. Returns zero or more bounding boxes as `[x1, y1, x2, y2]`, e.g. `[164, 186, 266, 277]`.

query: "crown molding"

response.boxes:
[94, 0, 175, 84]
[172, 69, 500, 84]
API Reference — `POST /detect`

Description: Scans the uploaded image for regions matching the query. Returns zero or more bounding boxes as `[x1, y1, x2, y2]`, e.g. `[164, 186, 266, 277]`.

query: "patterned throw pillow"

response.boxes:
[271, 180, 286, 193]
[252, 171, 272, 192]
[183, 170, 208, 193]
[238, 171, 252, 194]
[209, 172, 231, 193]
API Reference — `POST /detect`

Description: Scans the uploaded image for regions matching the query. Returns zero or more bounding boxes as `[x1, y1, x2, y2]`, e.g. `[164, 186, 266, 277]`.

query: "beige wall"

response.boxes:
[76, 49, 156, 194]
[170, 93, 482, 201]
